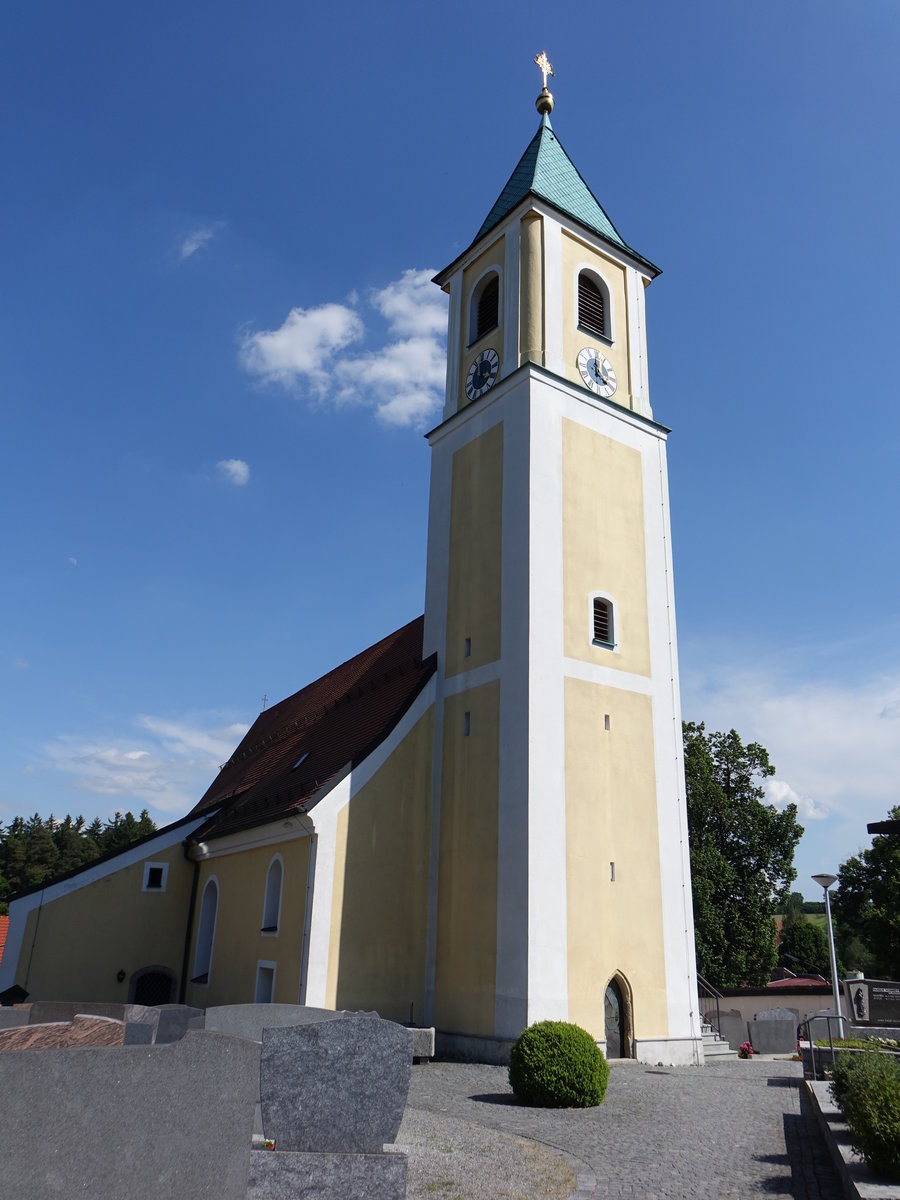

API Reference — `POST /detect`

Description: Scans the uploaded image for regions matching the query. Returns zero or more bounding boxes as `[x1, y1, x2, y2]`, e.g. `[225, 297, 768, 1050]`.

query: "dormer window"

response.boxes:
[469, 271, 500, 345]
[578, 270, 610, 341]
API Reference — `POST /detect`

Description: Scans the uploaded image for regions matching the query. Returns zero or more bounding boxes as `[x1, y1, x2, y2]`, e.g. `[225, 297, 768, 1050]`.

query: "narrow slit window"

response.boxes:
[261, 856, 283, 933]
[469, 272, 501, 345]
[192, 878, 218, 985]
[592, 597, 614, 646]
[578, 272, 608, 339]
[464, 711, 471, 736]
[610, 861, 616, 882]
[464, 637, 471, 658]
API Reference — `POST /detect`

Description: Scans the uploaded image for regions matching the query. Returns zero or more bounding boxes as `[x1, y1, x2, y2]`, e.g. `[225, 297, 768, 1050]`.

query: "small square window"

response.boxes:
[142, 862, 168, 892]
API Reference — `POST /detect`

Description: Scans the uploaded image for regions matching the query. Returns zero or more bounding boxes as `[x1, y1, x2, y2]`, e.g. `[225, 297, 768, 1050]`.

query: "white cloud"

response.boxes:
[68, 557, 77, 566]
[371, 268, 448, 337]
[240, 269, 448, 429]
[241, 303, 364, 392]
[681, 643, 900, 888]
[39, 713, 250, 816]
[217, 458, 250, 486]
[179, 222, 224, 260]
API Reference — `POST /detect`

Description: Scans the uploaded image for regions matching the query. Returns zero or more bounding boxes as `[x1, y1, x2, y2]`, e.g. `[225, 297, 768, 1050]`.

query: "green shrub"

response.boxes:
[508, 1020, 609, 1108]
[832, 1050, 900, 1180]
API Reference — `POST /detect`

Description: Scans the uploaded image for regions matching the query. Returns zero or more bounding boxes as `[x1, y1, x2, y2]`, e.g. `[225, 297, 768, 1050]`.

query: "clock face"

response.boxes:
[465, 348, 500, 402]
[577, 347, 617, 398]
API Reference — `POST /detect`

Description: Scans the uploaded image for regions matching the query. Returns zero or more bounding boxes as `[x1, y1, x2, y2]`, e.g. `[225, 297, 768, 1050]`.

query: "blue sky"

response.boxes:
[2, 1, 898, 898]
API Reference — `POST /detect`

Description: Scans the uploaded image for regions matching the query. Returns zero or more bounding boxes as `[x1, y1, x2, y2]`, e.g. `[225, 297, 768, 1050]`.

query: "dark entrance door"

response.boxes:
[132, 970, 175, 1006]
[605, 979, 624, 1059]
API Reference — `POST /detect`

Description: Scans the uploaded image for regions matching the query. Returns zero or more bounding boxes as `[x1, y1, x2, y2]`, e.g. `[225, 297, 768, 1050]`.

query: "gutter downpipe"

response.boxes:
[179, 840, 207, 1003]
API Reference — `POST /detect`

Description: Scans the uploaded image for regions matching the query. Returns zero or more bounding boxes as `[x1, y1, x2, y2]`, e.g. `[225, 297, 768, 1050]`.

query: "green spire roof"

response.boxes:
[474, 115, 658, 274]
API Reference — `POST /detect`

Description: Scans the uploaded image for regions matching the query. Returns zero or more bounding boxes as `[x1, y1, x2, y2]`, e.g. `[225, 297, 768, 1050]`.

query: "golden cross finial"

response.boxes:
[534, 50, 554, 90]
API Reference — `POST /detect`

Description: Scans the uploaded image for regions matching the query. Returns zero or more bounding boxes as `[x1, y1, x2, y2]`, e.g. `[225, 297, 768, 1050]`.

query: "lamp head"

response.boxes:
[812, 873, 837, 890]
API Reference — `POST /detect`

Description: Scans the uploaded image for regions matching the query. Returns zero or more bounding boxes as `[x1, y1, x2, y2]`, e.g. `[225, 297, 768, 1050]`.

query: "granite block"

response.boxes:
[155, 1004, 205, 1043]
[0, 1030, 259, 1200]
[0, 1014, 126, 1051]
[0, 1010, 29, 1030]
[205, 1002, 349, 1042]
[409, 1026, 435, 1058]
[749, 1018, 797, 1054]
[124, 1020, 157, 1045]
[260, 1013, 412, 1153]
[248, 1150, 407, 1200]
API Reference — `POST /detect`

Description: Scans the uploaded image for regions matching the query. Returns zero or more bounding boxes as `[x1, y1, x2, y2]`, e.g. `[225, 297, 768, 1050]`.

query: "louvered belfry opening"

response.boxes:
[475, 274, 499, 341]
[593, 597, 612, 644]
[578, 272, 606, 338]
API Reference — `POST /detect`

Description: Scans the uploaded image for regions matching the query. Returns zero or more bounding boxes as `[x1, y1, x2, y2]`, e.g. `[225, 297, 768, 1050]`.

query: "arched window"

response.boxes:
[578, 270, 610, 340]
[591, 594, 617, 649]
[261, 855, 283, 934]
[468, 271, 500, 345]
[192, 877, 218, 985]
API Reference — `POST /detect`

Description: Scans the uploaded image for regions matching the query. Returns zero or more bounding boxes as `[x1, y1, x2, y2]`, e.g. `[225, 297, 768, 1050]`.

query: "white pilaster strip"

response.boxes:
[443, 272, 462, 421]
[525, 377, 568, 1024]
[493, 381, 532, 1038]
[301, 775, 350, 1008]
[543, 221, 564, 377]
[643, 434, 701, 1057]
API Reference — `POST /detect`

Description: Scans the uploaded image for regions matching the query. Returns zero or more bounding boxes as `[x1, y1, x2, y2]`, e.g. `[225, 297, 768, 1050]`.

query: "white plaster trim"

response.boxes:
[543, 220, 564, 377]
[197, 815, 316, 859]
[442, 660, 501, 696]
[562, 657, 652, 695]
[502, 224, 519, 377]
[254, 960, 277, 1004]
[443, 272, 462, 420]
[141, 861, 169, 893]
[494, 381, 532, 1038]
[525, 383, 569, 1027]
[466, 265, 503, 349]
[625, 266, 651, 417]
[192, 875, 220, 986]
[260, 853, 284, 936]
[633, 1037, 704, 1067]
[573, 260, 616, 347]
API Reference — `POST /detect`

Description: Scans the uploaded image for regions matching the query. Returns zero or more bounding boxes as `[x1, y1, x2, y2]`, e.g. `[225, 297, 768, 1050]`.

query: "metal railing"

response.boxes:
[798, 1013, 843, 1080]
[696, 973, 723, 1037]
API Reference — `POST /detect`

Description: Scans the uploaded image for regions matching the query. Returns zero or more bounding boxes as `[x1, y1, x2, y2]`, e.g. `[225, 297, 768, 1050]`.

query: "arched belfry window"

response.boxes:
[192, 877, 219, 985]
[468, 271, 500, 345]
[261, 855, 283, 934]
[578, 270, 610, 341]
[590, 593, 617, 649]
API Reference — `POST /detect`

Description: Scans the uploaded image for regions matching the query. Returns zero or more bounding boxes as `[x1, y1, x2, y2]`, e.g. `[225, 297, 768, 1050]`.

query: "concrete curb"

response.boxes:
[805, 1080, 899, 1200]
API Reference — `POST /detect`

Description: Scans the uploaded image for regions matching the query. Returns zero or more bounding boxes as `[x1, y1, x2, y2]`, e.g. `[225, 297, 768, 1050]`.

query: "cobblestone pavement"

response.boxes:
[403, 1057, 846, 1199]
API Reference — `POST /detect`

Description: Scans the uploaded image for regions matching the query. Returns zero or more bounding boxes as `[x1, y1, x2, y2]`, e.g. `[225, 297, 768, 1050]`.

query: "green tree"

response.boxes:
[778, 918, 840, 978]
[832, 806, 900, 980]
[684, 722, 804, 988]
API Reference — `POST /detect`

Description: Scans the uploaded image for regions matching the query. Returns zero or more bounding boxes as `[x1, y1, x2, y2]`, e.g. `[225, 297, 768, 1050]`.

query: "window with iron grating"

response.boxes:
[474, 274, 499, 341]
[578, 273, 606, 339]
[593, 597, 612, 645]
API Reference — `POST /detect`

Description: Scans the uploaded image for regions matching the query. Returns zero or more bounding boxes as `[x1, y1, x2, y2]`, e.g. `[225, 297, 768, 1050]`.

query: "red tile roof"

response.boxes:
[0, 916, 8, 967]
[191, 616, 435, 841]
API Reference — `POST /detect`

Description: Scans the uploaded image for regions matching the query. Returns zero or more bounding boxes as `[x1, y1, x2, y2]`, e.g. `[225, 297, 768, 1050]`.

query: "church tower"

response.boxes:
[422, 60, 702, 1065]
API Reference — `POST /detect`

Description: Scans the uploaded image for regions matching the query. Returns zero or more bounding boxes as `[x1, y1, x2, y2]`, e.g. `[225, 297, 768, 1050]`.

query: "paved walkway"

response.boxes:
[398, 1057, 846, 1200]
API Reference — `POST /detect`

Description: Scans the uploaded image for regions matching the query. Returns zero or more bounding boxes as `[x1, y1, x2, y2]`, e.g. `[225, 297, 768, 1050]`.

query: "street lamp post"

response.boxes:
[811, 873, 844, 1038]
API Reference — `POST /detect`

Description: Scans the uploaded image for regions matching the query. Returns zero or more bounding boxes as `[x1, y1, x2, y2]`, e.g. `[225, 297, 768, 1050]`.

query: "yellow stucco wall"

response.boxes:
[564, 677, 668, 1042]
[459, 236, 505, 410]
[15, 842, 193, 1002]
[561, 230, 630, 406]
[186, 836, 311, 1008]
[519, 212, 543, 366]
[562, 417, 651, 676]
[433, 682, 500, 1036]
[325, 709, 434, 1024]
[445, 422, 503, 677]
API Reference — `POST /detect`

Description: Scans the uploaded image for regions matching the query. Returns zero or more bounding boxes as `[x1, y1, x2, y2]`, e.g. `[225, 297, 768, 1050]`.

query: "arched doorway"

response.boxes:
[128, 965, 176, 1006]
[604, 974, 633, 1059]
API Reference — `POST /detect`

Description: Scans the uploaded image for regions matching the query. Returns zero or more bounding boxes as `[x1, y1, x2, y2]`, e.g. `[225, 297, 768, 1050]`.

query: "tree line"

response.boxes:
[684, 722, 899, 989]
[0, 810, 156, 913]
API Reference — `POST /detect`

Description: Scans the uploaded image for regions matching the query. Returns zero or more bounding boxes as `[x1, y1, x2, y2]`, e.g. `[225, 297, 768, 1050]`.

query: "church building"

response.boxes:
[1, 62, 703, 1066]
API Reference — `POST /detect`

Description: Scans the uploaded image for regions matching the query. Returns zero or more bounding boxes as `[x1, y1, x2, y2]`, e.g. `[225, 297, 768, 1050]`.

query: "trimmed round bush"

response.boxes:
[835, 1050, 900, 1180]
[508, 1020, 609, 1108]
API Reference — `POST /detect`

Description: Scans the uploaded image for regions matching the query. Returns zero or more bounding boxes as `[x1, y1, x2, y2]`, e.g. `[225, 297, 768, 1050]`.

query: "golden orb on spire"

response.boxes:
[534, 50, 555, 115]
